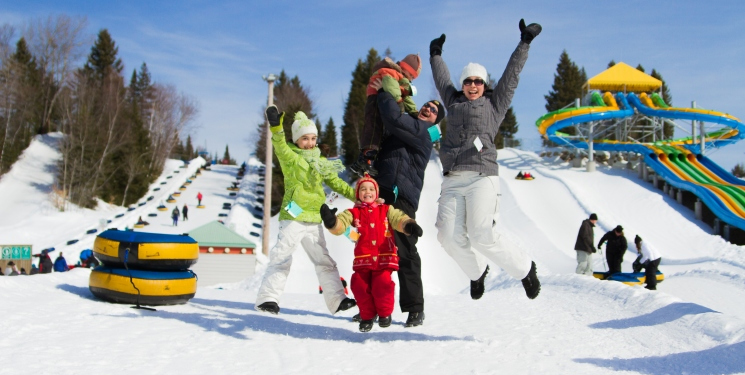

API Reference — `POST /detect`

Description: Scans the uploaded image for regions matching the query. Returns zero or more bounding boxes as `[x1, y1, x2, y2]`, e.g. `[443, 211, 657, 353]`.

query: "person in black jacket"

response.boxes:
[364, 90, 443, 328]
[597, 225, 628, 275]
[574, 213, 598, 276]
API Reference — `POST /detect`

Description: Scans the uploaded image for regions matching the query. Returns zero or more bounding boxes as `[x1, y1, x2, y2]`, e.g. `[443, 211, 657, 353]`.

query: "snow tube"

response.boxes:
[147, 213, 157, 217]
[166, 198, 177, 203]
[166, 176, 172, 179]
[218, 213, 227, 217]
[67, 239, 79, 245]
[138, 202, 146, 206]
[250, 232, 260, 237]
[89, 266, 196, 306]
[227, 187, 239, 191]
[172, 191, 181, 197]
[598, 272, 665, 285]
[86, 229, 98, 234]
[160, 182, 167, 185]
[134, 223, 145, 229]
[147, 196, 154, 201]
[229, 192, 237, 196]
[197, 205, 206, 209]
[157, 205, 168, 211]
[93, 230, 198, 271]
[153, 187, 161, 191]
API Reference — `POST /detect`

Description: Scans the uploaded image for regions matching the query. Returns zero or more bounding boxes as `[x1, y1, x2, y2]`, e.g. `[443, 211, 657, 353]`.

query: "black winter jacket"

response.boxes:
[598, 231, 628, 253]
[374, 91, 434, 211]
[574, 219, 596, 253]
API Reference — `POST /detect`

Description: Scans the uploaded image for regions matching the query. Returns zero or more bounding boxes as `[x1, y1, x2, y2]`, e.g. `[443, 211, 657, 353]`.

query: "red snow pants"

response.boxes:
[351, 269, 395, 321]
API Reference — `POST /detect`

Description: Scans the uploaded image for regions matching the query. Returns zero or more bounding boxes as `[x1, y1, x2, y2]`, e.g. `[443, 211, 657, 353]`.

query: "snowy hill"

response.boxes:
[1, 134, 745, 374]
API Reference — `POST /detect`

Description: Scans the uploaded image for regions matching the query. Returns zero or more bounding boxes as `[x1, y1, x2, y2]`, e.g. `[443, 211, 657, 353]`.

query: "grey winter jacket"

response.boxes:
[430, 42, 530, 176]
[574, 219, 596, 253]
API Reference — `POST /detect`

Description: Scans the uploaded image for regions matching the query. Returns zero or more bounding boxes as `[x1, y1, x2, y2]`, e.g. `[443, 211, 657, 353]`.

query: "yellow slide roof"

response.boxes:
[584, 62, 662, 92]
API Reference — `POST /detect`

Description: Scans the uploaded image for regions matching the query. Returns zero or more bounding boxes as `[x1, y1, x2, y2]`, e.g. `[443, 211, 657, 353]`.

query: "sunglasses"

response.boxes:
[463, 78, 485, 86]
[426, 103, 438, 115]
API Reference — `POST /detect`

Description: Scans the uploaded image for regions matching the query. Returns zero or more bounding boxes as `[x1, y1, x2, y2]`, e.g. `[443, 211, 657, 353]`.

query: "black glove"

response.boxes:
[404, 222, 423, 237]
[430, 34, 446, 57]
[519, 19, 542, 44]
[320, 204, 337, 229]
[597, 244, 602, 250]
[265, 105, 285, 127]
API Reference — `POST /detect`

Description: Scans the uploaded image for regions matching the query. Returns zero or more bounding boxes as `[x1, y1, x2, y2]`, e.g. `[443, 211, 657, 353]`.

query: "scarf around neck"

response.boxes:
[294, 146, 345, 178]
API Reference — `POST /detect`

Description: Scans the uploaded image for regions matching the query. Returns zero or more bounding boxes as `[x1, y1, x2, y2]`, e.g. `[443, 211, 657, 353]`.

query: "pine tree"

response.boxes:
[185, 135, 194, 160]
[732, 163, 745, 178]
[321, 117, 339, 157]
[544, 51, 586, 144]
[495, 107, 520, 149]
[636, 64, 645, 73]
[223, 145, 231, 164]
[342, 48, 380, 173]
[83, 29, 123, 82]
[607, 60, 616, 68]
[650, 69, 674, 139]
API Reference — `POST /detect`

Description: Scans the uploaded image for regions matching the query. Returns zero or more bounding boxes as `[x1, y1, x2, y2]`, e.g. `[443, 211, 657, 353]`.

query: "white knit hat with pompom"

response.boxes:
[291, 111, 318, 143]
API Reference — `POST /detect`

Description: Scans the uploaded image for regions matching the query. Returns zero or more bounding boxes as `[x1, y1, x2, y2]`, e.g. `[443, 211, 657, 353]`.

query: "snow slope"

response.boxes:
[1, 134, 744, 374]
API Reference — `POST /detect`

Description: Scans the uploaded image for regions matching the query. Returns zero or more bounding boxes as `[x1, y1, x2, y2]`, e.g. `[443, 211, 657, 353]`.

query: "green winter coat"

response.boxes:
[271, 126, 355, 223]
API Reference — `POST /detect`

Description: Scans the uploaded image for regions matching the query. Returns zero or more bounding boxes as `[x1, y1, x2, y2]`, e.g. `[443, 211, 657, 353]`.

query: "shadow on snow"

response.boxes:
[589, 302, 718, 329]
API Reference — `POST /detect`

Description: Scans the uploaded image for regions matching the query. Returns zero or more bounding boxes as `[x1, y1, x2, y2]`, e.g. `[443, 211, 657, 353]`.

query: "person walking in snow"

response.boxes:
[429, 19, 543, 302]
[53, 252, 68, 272]
[597, 225, 628, 275]
[574, 213, 598, 275]
[182, 204, 189, 221]
[320, 175, 423, 332]
[197, 192, 203, 206]
[634, 235, 662, 290]
[255, 106, 357, 316]
[361, 90, 444, 328]
[172, 206, 180, 226]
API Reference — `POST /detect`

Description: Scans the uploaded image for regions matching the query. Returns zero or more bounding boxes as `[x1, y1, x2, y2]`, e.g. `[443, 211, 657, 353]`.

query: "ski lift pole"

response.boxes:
[261, 74, 276, 256]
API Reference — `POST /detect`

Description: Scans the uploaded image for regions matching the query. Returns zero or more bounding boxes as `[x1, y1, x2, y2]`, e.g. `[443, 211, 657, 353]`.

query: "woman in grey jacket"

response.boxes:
[429, 19, 542, 301]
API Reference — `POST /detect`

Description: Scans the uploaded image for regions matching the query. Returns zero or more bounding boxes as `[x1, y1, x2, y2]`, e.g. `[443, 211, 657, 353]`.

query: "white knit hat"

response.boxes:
[291, 111, 318, 143]
[459, 62, 488, 86]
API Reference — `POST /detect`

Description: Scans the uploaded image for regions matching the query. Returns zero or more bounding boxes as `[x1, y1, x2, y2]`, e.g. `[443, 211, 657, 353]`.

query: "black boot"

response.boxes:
[521, 261, 541, 299]
[256, 301, 280, 315]
[359, 319, 374, 332]
[378, 315, 392, 328]
[350, 150, 378, 177]
[336, 297, 357, 312]
[352, 313, 377, 323]
[470, 265, 490, 300]
[404, 312, 425, 328]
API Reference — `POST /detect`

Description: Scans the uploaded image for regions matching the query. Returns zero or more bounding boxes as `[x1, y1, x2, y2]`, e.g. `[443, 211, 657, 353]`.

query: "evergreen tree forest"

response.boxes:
[0, 16, 199, 209]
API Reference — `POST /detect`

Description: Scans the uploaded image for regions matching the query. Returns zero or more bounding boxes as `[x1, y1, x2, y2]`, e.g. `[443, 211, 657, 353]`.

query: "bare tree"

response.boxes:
[23, 14, 88, 134]
[147, 84, 198, 172]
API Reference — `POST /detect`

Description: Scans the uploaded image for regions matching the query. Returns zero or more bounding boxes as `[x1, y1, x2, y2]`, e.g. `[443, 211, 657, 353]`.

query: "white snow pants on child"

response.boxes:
[256, 220, 346, 314]
[436, 171, 532, 281]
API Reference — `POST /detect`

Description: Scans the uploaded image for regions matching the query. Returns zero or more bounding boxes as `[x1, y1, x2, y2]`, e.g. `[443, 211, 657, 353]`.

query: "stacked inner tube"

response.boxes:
[89, 229, 199, 306]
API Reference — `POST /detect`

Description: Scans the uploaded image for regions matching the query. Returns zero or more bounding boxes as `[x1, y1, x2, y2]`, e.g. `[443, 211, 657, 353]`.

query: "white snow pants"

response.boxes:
[436, 171, 532, 281]
[575, 250, 593, 276]
[256, 220, 346, 314]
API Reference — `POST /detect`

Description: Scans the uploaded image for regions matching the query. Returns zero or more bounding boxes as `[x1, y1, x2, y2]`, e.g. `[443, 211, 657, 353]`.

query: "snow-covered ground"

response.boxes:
[1, 134, 744, 374]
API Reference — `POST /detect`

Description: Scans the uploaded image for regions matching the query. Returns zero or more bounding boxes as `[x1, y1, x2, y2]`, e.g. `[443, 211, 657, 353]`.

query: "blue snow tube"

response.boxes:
[93, 229, 198, 271]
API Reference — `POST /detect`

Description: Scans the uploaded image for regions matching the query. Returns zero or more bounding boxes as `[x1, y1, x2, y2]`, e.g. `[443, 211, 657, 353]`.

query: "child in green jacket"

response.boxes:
[255, 106, 358, 315]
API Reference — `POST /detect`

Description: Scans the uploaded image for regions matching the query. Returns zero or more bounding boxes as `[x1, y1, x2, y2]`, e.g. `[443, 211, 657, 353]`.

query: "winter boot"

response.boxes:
[359, 319, 374, 332]
[470, 265, 490, 300]
[352, 313, 377, 323]
[350, 149, 378, 177]
[378, 315, 392, 328]
[521, 261, 541, 299]
[336, 297, 357, 313]
[256, 301, 280, 315]
[404, 312, 425, 328]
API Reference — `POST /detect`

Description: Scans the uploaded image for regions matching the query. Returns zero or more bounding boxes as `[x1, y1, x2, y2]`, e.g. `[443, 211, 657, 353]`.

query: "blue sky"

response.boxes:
[3, 1, 745, 169]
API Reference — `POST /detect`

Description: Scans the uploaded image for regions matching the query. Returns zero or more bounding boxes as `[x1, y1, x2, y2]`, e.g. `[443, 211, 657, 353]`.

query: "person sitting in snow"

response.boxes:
[350, 53, 423, 177]
[633, 235, 662, 290]
[53, 252, 68, 272]
[136, 216, 150, 226]
[254, 106, 357, 316]
[4, 261, 19, 276]
[33, 249, 54, 274]
[320, 174, 423, 332]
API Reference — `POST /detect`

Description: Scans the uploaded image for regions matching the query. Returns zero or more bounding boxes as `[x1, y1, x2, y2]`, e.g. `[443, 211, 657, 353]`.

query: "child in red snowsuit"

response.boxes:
[320, 174, 423, 332]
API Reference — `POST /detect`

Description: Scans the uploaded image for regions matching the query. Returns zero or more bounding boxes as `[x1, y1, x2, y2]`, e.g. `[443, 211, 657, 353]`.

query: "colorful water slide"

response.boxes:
[536, 92, 745, 231]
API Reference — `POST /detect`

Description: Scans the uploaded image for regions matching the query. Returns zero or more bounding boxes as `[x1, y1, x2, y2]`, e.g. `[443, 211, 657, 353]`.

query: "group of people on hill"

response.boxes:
[255, 19, 544, 332]
[574, 213, 663, 290]
[171, 204, 189, 226]
[3, 249, 72, 276]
